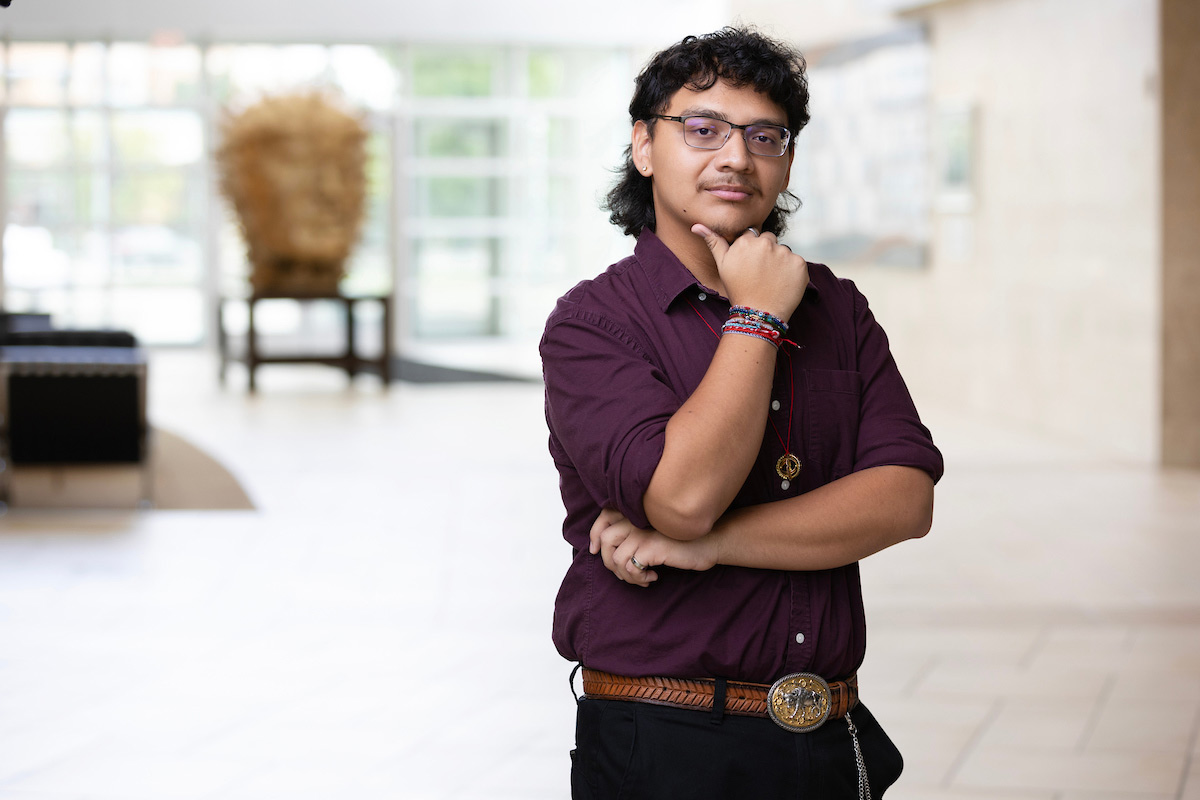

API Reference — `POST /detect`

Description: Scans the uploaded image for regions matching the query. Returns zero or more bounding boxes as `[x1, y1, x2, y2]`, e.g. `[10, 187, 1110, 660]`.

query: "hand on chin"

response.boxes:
[703, 219, 765, 243]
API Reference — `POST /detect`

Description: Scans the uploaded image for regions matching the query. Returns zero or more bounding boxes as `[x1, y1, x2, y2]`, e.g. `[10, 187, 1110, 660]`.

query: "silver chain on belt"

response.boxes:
[844, 711, 872, 800]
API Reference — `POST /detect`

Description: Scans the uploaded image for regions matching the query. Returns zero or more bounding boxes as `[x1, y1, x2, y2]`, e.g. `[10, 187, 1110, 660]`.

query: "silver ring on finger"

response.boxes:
[746, 227, 760, 236]
[630, 555, 648, 571]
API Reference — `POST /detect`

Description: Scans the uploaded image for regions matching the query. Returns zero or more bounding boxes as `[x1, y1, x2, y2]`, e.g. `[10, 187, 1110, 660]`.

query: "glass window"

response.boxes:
[6, 172, 76, 230]
[547, 176, 576, 220]
[413, 177, 503, 218]
[411, 50, 494, 97]
[112, 171, 201, 227]
[413, 118, 505, 158]
[111, 110, 204, 166]
[528, 51, 567, 98]
[343, 128, 393, 296]
[71, 111, 109, 164]
[108, 44, 151, 106]
[216, 213, 251, 296]
[111, 286, 204, 345]
[68, 44, 106, 106]
[108, 43, 203, 107]
[2, 222, 72, 289]
[5, 110, 70, 168]
[112, 224, 203, 284]
[69, 171, 108, 226]
[8, 288, 70, 320]
[412, 238, 498, 337]
[206, 44, 329, 102]
[789, 35, 930, 267]
[148, 44, 203, 106]
[2, 39, 635, 348]
[546, 117, 577, 159]
[57, 287, 111, 330]
[70, 228, 112, 287]
[8, 43, 69, 106]
[529, 49, 630, 101]
[331, 46, 398, 111]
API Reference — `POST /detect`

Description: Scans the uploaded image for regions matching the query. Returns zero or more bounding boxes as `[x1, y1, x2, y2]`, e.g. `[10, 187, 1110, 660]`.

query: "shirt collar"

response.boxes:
[633, 228, 820, 313]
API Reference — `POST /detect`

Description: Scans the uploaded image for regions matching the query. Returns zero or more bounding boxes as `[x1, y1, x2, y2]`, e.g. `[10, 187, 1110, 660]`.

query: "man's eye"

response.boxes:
[687, 120, 722, 138]
[751, 128, 782, 145]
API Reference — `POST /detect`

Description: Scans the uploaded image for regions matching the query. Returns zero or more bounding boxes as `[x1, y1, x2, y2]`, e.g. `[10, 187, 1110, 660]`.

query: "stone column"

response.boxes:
[1161, 0, 1200, 467]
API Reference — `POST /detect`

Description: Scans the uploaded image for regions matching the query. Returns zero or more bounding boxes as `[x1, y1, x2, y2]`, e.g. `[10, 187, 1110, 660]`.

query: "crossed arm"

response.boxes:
[592, 464, 934, 587]
[596, 224, 935, 586]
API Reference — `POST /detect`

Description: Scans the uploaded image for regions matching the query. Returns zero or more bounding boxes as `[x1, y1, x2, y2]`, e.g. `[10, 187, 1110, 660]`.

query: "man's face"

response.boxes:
[634, 78, 794, 246]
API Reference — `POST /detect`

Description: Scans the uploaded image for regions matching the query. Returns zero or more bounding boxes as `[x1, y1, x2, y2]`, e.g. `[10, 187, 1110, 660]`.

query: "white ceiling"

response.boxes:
[0, 0, 730, 45]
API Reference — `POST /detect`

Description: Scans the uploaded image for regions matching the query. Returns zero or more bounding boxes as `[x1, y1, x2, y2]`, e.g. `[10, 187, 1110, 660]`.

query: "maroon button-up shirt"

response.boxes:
[540, 229, 943, 684]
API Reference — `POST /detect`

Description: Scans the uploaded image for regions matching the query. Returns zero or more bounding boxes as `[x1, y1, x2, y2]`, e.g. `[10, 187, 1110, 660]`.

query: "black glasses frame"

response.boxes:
[651, 114, 791, 157]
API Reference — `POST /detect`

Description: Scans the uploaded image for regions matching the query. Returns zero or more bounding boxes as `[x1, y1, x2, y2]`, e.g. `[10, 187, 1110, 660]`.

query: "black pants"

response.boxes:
[570, 697, 903, 799]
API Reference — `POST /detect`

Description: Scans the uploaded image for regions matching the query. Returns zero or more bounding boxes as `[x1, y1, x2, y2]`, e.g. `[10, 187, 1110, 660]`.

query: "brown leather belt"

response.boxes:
[581, 668, 858, 732]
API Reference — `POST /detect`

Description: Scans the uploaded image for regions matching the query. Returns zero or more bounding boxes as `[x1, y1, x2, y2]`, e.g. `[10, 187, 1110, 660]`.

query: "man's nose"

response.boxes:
[714, 131, 754, 170]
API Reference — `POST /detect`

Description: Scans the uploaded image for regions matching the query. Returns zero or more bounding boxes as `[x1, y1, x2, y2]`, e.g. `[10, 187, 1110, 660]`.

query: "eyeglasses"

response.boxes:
[652, 115, 791, 157]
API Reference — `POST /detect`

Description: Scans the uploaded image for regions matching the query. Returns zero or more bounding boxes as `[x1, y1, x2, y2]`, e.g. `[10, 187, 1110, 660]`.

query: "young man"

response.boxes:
[540, 27, 943, 798]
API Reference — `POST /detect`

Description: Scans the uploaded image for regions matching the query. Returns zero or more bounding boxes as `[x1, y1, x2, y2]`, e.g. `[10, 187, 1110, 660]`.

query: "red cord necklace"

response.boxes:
[685, 296, 802, 488]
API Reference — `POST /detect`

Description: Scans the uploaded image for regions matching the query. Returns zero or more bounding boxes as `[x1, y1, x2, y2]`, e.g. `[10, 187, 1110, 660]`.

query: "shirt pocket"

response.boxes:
[802, 369, 863, 483]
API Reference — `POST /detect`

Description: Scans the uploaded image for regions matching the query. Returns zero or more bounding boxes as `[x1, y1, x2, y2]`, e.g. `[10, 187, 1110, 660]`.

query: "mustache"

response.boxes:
[698, 178, 759, 193]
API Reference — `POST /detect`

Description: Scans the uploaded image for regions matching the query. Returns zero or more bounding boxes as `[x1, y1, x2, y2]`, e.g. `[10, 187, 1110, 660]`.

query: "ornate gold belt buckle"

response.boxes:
[767, 672, 832, 733]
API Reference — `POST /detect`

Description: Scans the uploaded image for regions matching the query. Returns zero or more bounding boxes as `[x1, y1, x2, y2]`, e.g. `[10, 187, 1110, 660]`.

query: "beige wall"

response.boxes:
[737, 0, 1162, 462]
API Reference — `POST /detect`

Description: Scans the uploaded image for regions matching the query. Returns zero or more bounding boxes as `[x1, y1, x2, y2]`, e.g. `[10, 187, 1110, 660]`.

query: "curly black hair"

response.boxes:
[604, 27, 810, 238]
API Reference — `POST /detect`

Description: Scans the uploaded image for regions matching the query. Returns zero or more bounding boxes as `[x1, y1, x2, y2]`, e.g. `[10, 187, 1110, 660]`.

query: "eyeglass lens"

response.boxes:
[681, 117, 788, 156]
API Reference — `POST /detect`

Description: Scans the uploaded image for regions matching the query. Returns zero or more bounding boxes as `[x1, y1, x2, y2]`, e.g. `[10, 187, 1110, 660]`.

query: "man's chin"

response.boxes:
[705, 221, 765, 243]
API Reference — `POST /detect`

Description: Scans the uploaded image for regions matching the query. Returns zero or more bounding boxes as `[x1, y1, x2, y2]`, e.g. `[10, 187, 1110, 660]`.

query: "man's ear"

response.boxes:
[632, 119, 653, 177]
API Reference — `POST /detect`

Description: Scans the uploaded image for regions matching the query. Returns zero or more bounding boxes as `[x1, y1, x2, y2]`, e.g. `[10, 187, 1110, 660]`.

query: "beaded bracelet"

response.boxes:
[727, 314, 778, 335]
[722, 319, 782, 348]
[723, 328, 781, 348]
[729, 305, 788, 334]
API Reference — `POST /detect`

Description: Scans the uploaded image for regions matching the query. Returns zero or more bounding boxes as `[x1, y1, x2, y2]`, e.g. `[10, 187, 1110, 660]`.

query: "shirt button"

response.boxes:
[771, 400, 781, 411]
[698, 292, 707, 301]
[795, 632, 806, 644]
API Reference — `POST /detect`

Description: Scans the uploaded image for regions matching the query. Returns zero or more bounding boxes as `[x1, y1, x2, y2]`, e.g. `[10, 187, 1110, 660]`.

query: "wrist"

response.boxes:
[729, 305, 788, 332]
[698, 523, 725, 571]
[729, 301, 794, 321]
[721, 305, 789, 349]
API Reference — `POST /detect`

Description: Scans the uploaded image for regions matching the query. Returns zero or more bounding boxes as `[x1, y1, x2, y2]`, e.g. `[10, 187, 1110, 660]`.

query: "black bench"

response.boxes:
[0, 315, 148, 506]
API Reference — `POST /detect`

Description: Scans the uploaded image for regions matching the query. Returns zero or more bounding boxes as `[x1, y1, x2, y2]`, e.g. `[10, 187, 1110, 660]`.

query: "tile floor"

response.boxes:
[0, 351, 1198, 799]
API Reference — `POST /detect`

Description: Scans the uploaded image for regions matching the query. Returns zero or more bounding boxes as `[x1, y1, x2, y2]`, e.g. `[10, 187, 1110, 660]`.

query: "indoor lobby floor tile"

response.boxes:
[1, 351, 1198, 799]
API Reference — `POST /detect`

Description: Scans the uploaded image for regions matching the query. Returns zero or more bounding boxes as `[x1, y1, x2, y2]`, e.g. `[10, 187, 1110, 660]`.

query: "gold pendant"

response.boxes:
[775, 453, 802, 480]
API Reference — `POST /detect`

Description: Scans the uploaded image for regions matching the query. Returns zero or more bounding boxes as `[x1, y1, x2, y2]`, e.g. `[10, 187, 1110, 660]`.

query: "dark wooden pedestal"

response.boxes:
[217, 292, 393, 392]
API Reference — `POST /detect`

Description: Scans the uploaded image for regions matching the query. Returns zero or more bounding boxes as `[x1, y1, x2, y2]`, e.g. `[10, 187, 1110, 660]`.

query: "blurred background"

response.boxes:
[1, 1, 1198, 798]
[0, 0, 1192, 463]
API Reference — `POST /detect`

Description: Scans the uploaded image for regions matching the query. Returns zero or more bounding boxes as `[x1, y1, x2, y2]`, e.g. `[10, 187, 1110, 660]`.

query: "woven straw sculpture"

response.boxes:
[216, 93, 368, 294]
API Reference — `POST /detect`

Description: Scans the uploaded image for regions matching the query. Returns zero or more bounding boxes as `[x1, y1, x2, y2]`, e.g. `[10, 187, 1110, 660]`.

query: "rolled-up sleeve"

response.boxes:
[848, 282, 944, 484]
[540, 309, 678, 529]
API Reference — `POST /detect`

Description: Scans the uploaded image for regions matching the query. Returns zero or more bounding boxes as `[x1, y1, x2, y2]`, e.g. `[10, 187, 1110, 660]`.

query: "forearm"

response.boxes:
[708, 465, 935, 570]
[590, 465, 935, 588]
[643, 333, 776, 539]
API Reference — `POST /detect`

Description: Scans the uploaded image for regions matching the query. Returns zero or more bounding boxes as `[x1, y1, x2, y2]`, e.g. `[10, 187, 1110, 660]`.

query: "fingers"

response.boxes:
[628, 565, 658, 587]
[589, 507, 626, 555]
[591, 512, 636, 579]
[588, 507, 663, 587]
[692, 223, 730, 265]
[613, 537, 658, 587]
[713, 229, 808, 319]
[590, 521, 660, 587]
